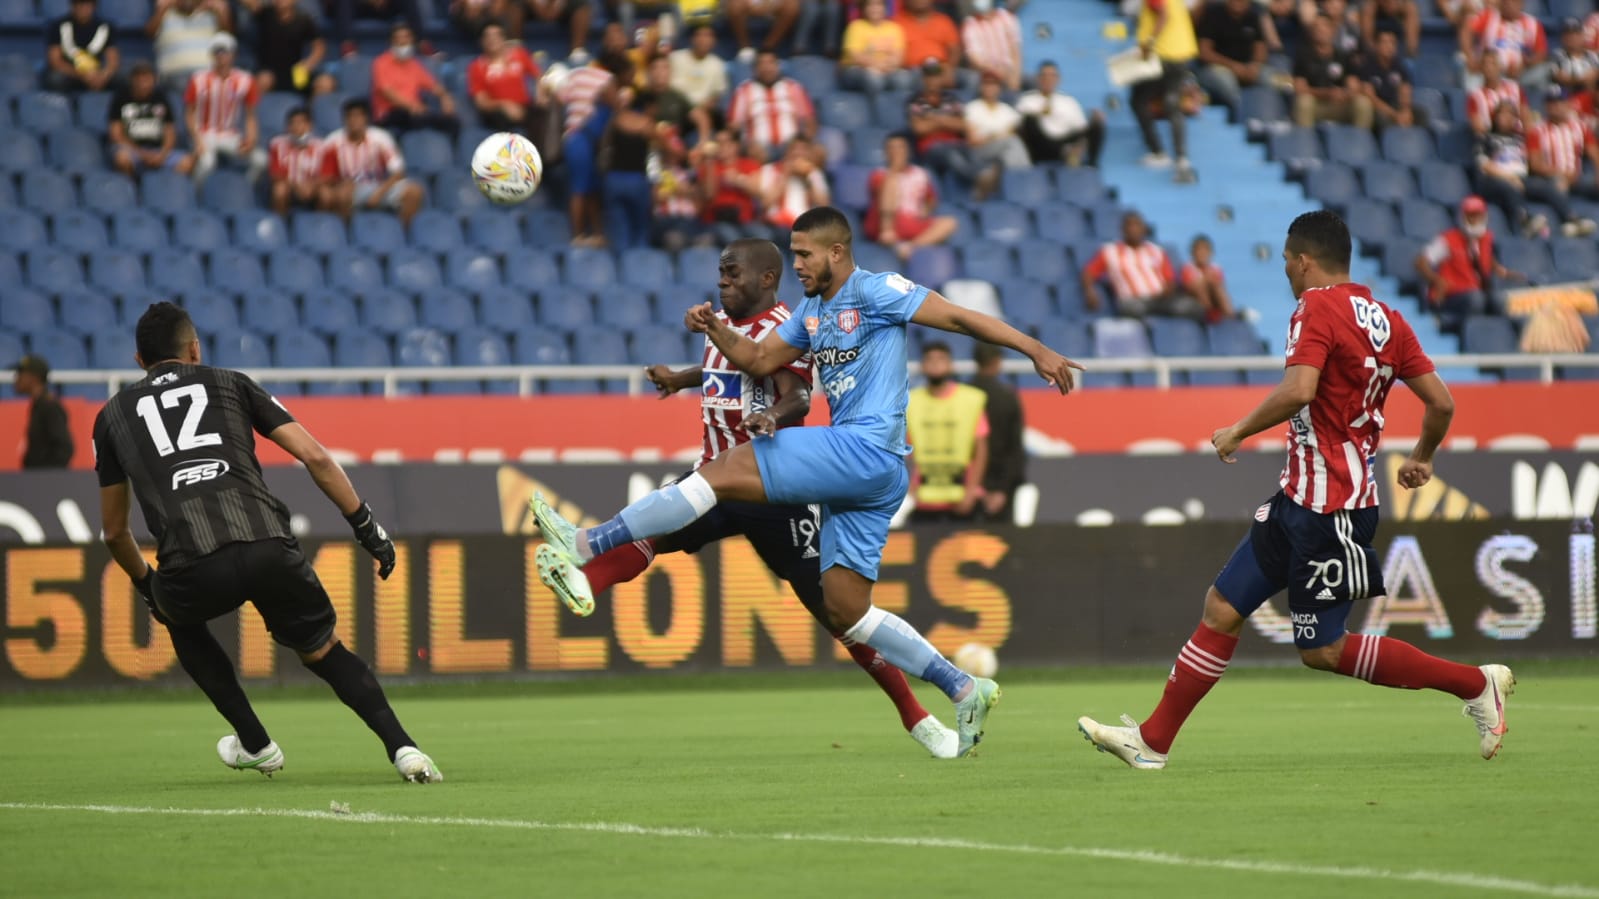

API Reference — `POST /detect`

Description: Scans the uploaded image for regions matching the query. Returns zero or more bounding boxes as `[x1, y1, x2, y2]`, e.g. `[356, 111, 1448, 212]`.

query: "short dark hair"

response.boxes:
[1191, 233, 1212, 247]
[342, 98, 371, 119]
[1286, 209, 1352, 271]
[1037, 60, 1059, 72]
[136, 302, 197, 365]
[922, 340, 952, 357]
[792, 206, 852, 245]
[286, 105, 309, 124]
[973, 343, 1004, 366]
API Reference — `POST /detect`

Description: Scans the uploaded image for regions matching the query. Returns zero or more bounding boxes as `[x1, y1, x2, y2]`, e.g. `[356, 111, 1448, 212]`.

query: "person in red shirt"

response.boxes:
[1081, 211, 1202, 319]
[267, 105, 325, 216]
[1179, 234, 1236, 324]
[1413, 196, 1519, 330]
[1526, 84, 1599, 232]
[697, 129, 773, 243]
[895, 0, 961, 70]
[184, 32, 265, 186]
[320, 98, 424, 225]
[1080, 209, 1516, 770]
[1462, 0, 1547, 86]
[866, 132, 958, 260]
[371, 22, 459, 139]
[467, 22, 541, 133]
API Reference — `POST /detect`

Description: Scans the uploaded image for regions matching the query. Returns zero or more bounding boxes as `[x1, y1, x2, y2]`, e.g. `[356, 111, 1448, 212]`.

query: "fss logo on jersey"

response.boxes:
[171, 458, 230, 489]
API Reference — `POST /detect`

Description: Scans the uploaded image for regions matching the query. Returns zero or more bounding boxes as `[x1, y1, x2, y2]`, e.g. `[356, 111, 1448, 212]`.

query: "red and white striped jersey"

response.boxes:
[1469, 8, 1546, 70]
[319, 127, 404, 183]
[557, 64, 614, 135]
[875, 164, 937, 217]
[727, 77, 814, 148]
[1585, 11, 1599, 50]
[1528, 116, 1593, 179]
[1465, 79, 1521, 131]
[961, 10, 1022, 82]
[1279, 283, 1434, 513]
[1082, 241, 1175, 302]
[698, 303, 813, 466]
[268, 134, 324, 185]
[184, 68, 257, 136]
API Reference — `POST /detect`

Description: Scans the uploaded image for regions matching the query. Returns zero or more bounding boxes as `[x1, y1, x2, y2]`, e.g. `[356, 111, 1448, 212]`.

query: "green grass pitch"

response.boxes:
[3, 665, 1597, 899]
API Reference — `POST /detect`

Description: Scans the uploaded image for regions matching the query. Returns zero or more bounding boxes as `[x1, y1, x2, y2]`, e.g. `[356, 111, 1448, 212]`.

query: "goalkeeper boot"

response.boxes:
[530, 491, 581, 563]
[1077, 714, 1166, 770]
[954, 677, 1001, 757]
[217, 735, 284, 777]
[394, 746, 443, 783]
[909, 715, 960, 760]
[534, 544, 596, 617]
[1463, 664, 1516, 760]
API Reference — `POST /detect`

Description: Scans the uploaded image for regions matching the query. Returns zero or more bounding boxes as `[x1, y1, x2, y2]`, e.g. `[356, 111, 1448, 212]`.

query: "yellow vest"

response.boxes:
[906, 384, 987, 507]
[1136, 0, 1198, 63]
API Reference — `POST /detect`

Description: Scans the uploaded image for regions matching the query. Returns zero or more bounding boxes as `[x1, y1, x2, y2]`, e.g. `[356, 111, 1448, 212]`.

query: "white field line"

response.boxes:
[2, 801, 1596, 898]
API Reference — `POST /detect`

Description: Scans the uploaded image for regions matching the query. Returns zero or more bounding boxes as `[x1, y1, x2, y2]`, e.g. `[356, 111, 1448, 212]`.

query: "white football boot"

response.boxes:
[909, 715, 960, 760]
[1463, 664, 1516, 760]
[217, 735, 284, 777]
[1077, 714, 1167, 770]
[394, 746, 443, 783]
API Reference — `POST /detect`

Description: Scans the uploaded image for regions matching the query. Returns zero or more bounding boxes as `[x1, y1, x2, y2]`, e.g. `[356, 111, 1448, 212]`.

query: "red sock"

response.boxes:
[1336, 634, 1486, 699]
[1141, 623, 1239, 755]
[841, 638, 930, 732]
[582, 540, 655, 593]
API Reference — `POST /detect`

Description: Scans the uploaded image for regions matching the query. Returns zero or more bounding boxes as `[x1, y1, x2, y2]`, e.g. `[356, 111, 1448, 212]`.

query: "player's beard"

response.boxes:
[805, 261, 834, 298]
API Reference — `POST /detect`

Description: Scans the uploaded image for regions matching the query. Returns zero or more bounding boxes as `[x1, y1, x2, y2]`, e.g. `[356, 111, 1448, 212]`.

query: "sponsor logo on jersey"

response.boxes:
[885, 273, 915, 294]
[837, 309, 860, 333]
[804, 316, 819, 334]
[701, 370, 744, 409]
[1314, 588, 1336, 601]
[813, 346, 861, 366]
[152, 372, 179, 386]
[1255, 502, 1271, 522]
[171, 458, 230, 489]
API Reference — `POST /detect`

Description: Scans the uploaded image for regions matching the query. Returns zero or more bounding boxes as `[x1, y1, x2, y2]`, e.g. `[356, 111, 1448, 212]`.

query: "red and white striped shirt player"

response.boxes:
[727, 74, 815, 151]
[1083, 240, 1176, 302]
[1279, 283, 1434, 513]
[268, 133, 324, 185]
[320, 125, 404, 183]
[185, 67, 258, 137]
[1465, 78, 1521, 131]
[556, 63, 615, 136]
[1469, 6, 1546, 71]
[961, 8, 1023, 86]
[697, 304, 814, 465]
[1527, 112, 1594, 180]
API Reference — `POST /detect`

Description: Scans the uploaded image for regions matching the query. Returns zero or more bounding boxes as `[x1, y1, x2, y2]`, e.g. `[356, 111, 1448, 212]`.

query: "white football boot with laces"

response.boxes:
[394, 746, 443, 783]
[1463, 664, 1516, 760]
[216, 735, 284, 777]
[909, 715, 960, 759]
[1077, 714, 1168, 770]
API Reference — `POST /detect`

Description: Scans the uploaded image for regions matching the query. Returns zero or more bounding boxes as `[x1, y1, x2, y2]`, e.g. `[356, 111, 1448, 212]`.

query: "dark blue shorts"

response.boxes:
[1213, 491, 1386, 649]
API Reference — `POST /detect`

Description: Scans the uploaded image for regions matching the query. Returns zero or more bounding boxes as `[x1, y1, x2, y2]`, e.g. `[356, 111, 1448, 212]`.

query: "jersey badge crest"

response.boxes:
[837, 309, 860, 333]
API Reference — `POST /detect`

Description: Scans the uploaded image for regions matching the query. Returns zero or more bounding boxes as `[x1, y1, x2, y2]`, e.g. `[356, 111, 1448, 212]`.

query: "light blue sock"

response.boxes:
[844, 606, 973, 700]
[580, 472, 718, 560]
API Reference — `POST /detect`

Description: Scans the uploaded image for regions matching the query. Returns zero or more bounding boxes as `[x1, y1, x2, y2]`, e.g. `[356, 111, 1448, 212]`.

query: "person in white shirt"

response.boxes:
[964, 72, 1030, 172]
[1015, 60, 1106, 166]
[669, 24, 729, 134]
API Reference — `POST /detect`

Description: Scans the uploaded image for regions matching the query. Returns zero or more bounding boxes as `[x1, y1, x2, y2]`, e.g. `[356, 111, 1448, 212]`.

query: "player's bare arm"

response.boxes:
[270, 421, 397, 578]
[909, 291, 1086, 394]
[99, 482, 152, 583]
[743, 367, 812, 437]
[645, 364, 703, 398]
[1211, 364, 1322, 462]
[1396, 371, 1455, 490]
[685, 302, 806, 377]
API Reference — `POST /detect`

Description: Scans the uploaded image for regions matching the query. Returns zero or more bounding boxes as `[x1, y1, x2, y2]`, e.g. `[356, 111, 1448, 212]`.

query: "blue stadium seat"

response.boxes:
[1551, 237, 1599, 281]
[25, 248, 85, 292]
[1208, 318, 1267, 355]
[17, 91, 73, 133]
[513, 327, 571, 365]
[1269, 127, 1323, 176]
[0, 174, 14, 207]
[419, 289, 478, 331]
[0, 288, 54, 332]
[1323, 124, 1379, 167]
[301, 289, 360, 334]
[397, 327, 451, 367]
[978, 203, 1033, 243]
[1361, 162, 1416, 203]
[453, 326, 511, 366]
[572, 325, 630, 391]
[1092, 318, 1153, 358]
[140, 169, 194, 214]
[352, 212, 407, 255]
[848, 127, 890, 167]
[1498, 238, 1556, 283]
[1382, 238, 1428, 294]
[819, 92, 871, 130]
[211, 328, 273, 368]
[536, 286, 595, 330]
[1055, 167, 1106, 205]
[1240, 86, 1287, 139]
[627, 325, 684, 365]
[310, 92, 345, 134]
[815, 125, 849, 168]
[333, 330, 393, 366]
[390, 255, 443, 292]
[73, 91, 111, 130]
[1345, 198, 1400, 248]
[1460, 315, 1518, 353]
[208, 247, 265, 287]
[1015, 239, 1072, 284]
[115, 291, 165, 325]
[240, 290, 300, 332]
[1418, 161, 1471, 206]
[0, 209, 48, 249]
[617, 247, 675, 292]
[29, 328, 89, 369]
[1305, 162, 1358, 208]
[563, 247, 617, 291]
[0, 247, 19, 289]
[0, 132, 44, 173]
[906, 245, 958, 288]
[256, 92, 301, 134]
[1088, 204, 1125, 241]
[1381, 127, 1435, 166]
[199, 170, 255, 211]
[788, 54, 836, 96]
[871, 90, 911, 132]
[22, 169, 76, 212]
[54, 290, 116, 336]
[112, 209, 169, 251]
[1399, 198, 1451, 239]
[0, 331, 22, 369]
[183, 294, 240, 333]
[464, 208, 525, 253]
[593, 286, 654, 329]
[958, 240, 1014, 284]
[410, 209, 464, 252]
[997, 279, 1055, 328]
[88, 249, 145, 292]
[832, 164, 872, 212]
[853, 241, 898, 275]
[676, 246, 722, 286]
[1147, 317, 1206, 356]
[1000, 168, 1053, 208]
[444, 250, 501, 291]
[79, 173, 136, 220]
[268, 251, 324, 294]
[401, 130, 455, 176]
[432, 170, 488, 213]
[274, 330, 332, 367]
[358, 290, 419, 335]
[329, 252, 384, 292]
[147, 249, 205, 295]
[338, 57, 374, 98]
[1031, 204, 1089, 241]
[478, 286, 535, 332]
[88, 327, 134, 370]
[45, 127, 102, 174]
[231, 209, 289, 252]
[293, 211, 348, 250]
[505, 249, 560, 290]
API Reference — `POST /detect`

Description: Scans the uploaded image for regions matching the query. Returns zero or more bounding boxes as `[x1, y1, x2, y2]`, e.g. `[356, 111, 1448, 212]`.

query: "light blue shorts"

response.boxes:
[353, 179, 412, 209]
[751, 426, 909, 581]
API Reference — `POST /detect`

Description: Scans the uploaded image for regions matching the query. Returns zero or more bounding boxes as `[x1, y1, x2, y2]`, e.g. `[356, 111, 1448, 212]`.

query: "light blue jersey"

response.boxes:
[774, 268, 929, 455]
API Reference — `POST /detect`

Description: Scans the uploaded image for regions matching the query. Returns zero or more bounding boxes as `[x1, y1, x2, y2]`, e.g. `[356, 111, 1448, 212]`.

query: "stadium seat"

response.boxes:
[1092, 318, 1153, 358]
[617, 247, 675, 292]
[25, 248, 86, 293]
[1000, 168, 1053, 208]
[301, 289, 360, 334]
[1498, 238, 1556, 283]
[197, 169, 254, 211]
[870, 90, 910, 131]
[1418, 162, 1471, 206]
[848, 127, 890, 167]
[389, 255, 443, 293]
[453, 326, 511, 366]
[831, 164, 872, 212]
[45, 127, 103, 174]
[1056, 167, 1106, 205]
[231, 209, 289, 252]
[676, 246, 722, 286]
[1088, 204, 1125, 241]
[352, 212, 407, 255]
[1015, 239, 1073, 284]
[0, 132, 45, 173]
[268, 251, 325, 293]
[941, 279, 1003, 318]
[22, 169, 76, 212]
[587, 286, 649, 330]
[0, 209, 48, 249]
[444, 250, 501, 291]
[397, 327, 451, 368]
[1305, 163, 1359, 209]
[1323, 124, 1379, 167]
[1208, 318, 1267, 355]
[623, 324, 679, 364]
[1399, 198, 1451, 240]
[478, 286, 535, 332]
[139, 169, 194, 214]
[420, 289, 478, 331]
[274, 330, 332, 367]
[256, 92, 301, 135]
[409, 209, 465, 252]
[571, 325, 630, 393]
[115, 291, 165, 325]
[1435, 123, 1476, 166]
[1147, 317, 1207, 356]
[997, 279, 1056, 328]
[978, 203, 1033, 243]
[1460, 315, 1519, 353]
[1380, 127, 1435, 166]
[1269, 127, 1323, 176]
[513, 327, 572, 365]
[333, 330, 393, 367]
[563, 246, 617, 291]
[432, 170, 488, 213]
[906, 245, 958, 288]
[1382, 238, 1428, 294]
[211, 328, 273, 368]
[147, 249, 206, 295]
[1345, 198, 1400, 249]
[167, 209, 227, 253]
[112, 209, 170, 252]
[465, 208, 526, 253]
[17, 91, 73, 133]
[1240, 86, 1287, 139]
[208, 247, 265, 287]
[0, 288, 55, 332]
[183, 294, 241, 333]
[88, 250, 146, 292]
[292, 211, 348, 251]
[54, 290, 116, 336]
[29, 328, 89, 369]
[329, 252, 384, 292]
[358, 290, 419, 335]
[1360, 162, 1416, 203]
[240, 290, 301, 332]
[310, 92, 345, 134]
[536, 286, 595, 329]
[0, 332, 22, 369]
[505, 249, 560, 289]
[819, 93, 871, 130]
[958, 240, 1015, 284]
[0, 248, 20, 289]
[1551, 237, 1599, 281]
[1032, 204, 1090, 241]
[853, 241, 898, 275]
[88, 327, 135, 370]
[73, 90, 111, 129]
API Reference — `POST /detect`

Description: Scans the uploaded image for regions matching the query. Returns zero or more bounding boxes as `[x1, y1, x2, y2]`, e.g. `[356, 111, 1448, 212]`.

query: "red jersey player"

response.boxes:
[569, 238, 960, 758]
[1079, 211, 1516, 768]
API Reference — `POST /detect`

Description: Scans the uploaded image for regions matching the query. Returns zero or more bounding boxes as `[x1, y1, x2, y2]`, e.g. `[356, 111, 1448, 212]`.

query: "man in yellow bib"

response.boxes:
[1134, 0, 1199, 183]
[907, 341, 989, 522]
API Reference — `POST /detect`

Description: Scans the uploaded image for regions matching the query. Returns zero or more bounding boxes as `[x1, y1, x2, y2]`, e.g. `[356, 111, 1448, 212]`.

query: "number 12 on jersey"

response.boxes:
[135, 385, 222, 456]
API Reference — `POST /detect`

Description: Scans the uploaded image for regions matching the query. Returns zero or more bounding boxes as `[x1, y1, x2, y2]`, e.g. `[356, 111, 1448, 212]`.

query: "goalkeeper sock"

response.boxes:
[168, 623, 272, 754]
[844, 606, 972, 700]
[580, 473, 717, 561]
[306, 642, 415, 761]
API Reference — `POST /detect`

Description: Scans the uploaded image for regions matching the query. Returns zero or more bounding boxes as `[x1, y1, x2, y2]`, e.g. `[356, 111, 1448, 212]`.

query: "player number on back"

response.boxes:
[1349, 356, 1395, 429]
[135, 385, 222, 457]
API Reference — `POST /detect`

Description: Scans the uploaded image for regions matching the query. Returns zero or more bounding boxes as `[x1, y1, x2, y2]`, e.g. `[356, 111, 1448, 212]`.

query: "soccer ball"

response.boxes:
[471, 132, 543, 205]
[951, 642, 998, 679]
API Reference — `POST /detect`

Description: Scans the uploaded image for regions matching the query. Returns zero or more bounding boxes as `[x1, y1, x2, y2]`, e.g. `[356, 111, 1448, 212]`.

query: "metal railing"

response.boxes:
[46, 353, 1599, 398]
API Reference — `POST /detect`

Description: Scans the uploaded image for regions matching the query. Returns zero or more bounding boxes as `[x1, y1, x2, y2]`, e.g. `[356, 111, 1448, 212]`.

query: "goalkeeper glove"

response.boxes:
[345, 501, 397, 579]
[133, 567, 170, 625]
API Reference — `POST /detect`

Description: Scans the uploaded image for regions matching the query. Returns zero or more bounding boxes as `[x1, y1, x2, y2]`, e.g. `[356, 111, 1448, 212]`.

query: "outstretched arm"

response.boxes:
[99, 483, 150, 581]
[1397, 371, 1454, 489]
[1211, 364, 1320, 461]
[910, 291, 1085, 393]
[685, 303, 807, 378]
[269, 422, 362, 515]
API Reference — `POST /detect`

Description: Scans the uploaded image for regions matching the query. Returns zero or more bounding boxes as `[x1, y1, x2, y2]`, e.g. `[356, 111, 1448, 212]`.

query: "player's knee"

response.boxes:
[1201, 586, 1246, 635]
[1299, 644, 1341, 671]
[297, 634, 339, 664]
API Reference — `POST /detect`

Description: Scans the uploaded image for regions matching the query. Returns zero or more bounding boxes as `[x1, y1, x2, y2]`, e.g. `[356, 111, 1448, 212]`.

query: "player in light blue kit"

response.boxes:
[533, 207, 1084, 756]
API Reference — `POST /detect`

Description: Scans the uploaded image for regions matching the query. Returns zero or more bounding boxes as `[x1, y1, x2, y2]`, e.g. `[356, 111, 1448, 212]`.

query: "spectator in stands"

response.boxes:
[268, 106, 324, 217]
[1466, 49, 1523, 135]
[1292, 16, 1372, 129]
[372, 23, 460, 139]
[1438, 0, 1485, 30]
[840, 0, 913, 95]
[643, 55, 696, 139]
[697, 129, 769, 243]
[468, 23, 542, 133]
[108, 61, 193, 175]
[449, 0, 517, 45]
[548, 52, 620, 246]
[670, 24, 729, 140]
[967, 343, 1023, 522]
[13, 356, 73, 470]
[908, 341, 988, 523]
[758, 136, 830, 230]
[1527, 85, 1599, 235]
[1475, 99, 1555, 237]
[1015, 60, 1105, 166]
[653, 141, 706, 250]
[1414, 196, 1516, 330]
[240, 0, 331, 97]
[1262, 0, 1304, 59]
[44, 0, 119, 93]
[1360, 0, 1418, 59]
[1463, 0, 1548, 91]
[1082, 211, 1204, 319]
[909, 61, 995, 198]
[1195, 0, 1270, 111]
[726, 0, 801, 63]
[148, 0, 230, 93]
[526, 0, 595, 63]
[328, 0, 423, 60]
[186, 33, 266, 186]
[867, 133, 958, 260]
[1308, 0, 1361, 59]
[962, 0, 1023, 91]
[1179, 234, 1236, 323]
[603, 66, 658, 251]
[896, 0, 961, 71]
[965, 72, 1031, 173]
[1359, 29, 1415, 128]
[727, 50, 816, 157]
[600, 20, 659, 91]
[321, 98, 424, 226]
[1552, 18, 1599, 121]
[793, 0, 843, 57]
[609, 0, 680, 39]
[1134, 0, 1199, 182]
